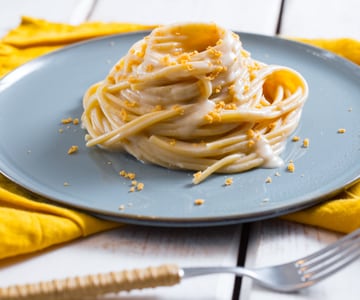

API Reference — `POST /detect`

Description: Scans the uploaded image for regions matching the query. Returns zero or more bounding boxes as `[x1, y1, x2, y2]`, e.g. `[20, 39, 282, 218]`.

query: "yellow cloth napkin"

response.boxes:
[0, 17, 359, 261]
[0, 176, 120, 260]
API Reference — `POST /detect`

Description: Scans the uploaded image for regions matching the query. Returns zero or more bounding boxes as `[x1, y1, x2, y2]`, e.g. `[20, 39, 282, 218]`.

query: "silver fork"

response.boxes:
[1, 228, 360, 299]
[183, 227, 360, 292]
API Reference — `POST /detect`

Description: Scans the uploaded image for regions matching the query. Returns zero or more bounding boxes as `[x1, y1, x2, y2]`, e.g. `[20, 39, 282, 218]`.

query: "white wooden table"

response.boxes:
[0, 1, 359, 299]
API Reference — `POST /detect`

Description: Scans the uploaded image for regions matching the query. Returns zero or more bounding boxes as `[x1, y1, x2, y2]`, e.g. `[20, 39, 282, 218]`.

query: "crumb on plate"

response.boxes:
[287, 162, 295, 173]
[292, 136, 300, 142]
[302, 138, 310, 148]
[61, 117, 73, 124]
[136, 182, 144, 191]
[119, 170, 137, 180]
[67, 145, 79, 155]
[194, 198, 205, 206]
[224, 177, 233, 186]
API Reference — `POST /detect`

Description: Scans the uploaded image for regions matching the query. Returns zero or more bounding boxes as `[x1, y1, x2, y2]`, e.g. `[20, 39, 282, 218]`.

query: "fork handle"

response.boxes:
[0, 264, 181, 300]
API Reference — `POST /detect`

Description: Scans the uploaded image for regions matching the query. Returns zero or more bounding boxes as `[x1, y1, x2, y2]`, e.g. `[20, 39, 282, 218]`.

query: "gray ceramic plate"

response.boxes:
[0, 32, 359, 227]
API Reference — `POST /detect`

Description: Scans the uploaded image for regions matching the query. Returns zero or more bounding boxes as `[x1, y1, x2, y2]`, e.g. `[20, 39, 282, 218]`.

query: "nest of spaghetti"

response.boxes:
[82, 23, 308, 184]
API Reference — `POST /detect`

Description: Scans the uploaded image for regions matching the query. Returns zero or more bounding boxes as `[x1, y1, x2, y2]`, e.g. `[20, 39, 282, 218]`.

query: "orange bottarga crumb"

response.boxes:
[127, 173, 136, 180]
[136, 182, 144, 191]
[194, 199, 205, 206]
[145, 64, 154, 72]
[287, 162, 295, 173]
[61, 117, 73, 124]
[67, 145, 79, 155]
[224, 177, 233, 186]
[303, 138, 310, 148]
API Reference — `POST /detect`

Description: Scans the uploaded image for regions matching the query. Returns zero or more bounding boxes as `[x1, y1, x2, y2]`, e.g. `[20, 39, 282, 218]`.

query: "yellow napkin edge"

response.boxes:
[0, 184, 119, 235]
[282, 180, 360, 233]
[3, 16, 157, 47]
[293, 37, 360, 65]
[0, 180, 121, 260]
[0, 16, 156, 77]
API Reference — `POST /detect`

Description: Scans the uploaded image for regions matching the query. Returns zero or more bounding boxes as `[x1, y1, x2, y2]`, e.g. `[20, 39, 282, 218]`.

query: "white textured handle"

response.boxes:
[0, 264, 181, 300]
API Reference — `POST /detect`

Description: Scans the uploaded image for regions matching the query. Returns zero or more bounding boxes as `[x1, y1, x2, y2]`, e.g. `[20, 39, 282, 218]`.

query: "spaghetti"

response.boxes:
[81, 23, 308, 184]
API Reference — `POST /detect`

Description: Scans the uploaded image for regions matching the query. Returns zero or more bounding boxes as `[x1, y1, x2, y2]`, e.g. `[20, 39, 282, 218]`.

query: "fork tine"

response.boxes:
[302, 240, 360, 274]
[296, 228, 360, 267]
[302, 245, 360, 283]
[298, 231, 360, 271]
[296, 228, 360, 285]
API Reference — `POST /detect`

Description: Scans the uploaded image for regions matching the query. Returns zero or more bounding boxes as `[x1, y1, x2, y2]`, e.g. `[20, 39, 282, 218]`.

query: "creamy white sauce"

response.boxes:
[175, 100, 215, 136]
[254, 135, 284, 168]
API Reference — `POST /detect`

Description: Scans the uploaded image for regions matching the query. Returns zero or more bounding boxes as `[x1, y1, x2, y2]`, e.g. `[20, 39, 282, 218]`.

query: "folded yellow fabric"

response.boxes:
[0, 176, 120, 260]
[0, 16, 155, 77]
[0, 17, 359, 261]
[283, 184, 360, 233]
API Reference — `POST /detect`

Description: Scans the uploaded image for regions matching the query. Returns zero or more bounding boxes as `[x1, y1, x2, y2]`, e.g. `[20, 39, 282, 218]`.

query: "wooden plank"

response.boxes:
[0, 0, 96, 38]
[68, 0, 97, 24]
[89, 0, 282, 35]
[0, 0, 83, 30]
[0, 225, 242, 299]
[240, 219, 360, 300]
[280, 0, 360, 39]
